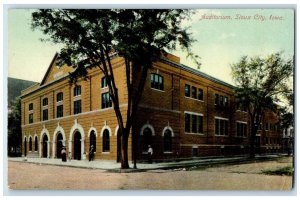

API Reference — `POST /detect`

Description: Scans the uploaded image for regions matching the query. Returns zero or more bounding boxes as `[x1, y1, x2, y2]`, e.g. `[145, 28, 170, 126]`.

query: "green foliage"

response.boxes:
[31, 9, 199, 168]
[262, 166, 293, 176]
[8, 97, 22, 156]
[232, 52, 293, 115]
[231, 53, 293, 158]
[31, 9, 200, 78]
[232, 53, 293, 111]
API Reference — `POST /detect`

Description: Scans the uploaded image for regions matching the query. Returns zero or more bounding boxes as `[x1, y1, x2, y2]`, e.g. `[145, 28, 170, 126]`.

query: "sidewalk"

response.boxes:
[8, 154, 288, 172]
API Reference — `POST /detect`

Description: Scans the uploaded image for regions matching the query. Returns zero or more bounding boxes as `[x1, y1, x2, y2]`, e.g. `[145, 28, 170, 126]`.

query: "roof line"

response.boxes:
[40, 53, 59, 85]
[159, 57, 236, 89]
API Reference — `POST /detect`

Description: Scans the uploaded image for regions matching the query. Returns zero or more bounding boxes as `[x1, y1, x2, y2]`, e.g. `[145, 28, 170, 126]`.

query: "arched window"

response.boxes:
[29, 137, 32, 151]
[164, 129, 172, 152]
[90, 131, 96, 152]
[142, 127, 152, 152]
[102, 129, 110, 152]
[34, 136, 38, 151]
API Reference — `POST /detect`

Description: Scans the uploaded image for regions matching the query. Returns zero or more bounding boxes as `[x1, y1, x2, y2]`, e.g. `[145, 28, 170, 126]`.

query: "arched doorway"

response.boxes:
[42, 134, 48, 158]
[142, 127, 152, 152]
[74, 131, 81, 160]
[24, 138, 27, 157]
[89, 130, 96, 152]
[163, 129, 172, 152]
[56, 133, 63, 159]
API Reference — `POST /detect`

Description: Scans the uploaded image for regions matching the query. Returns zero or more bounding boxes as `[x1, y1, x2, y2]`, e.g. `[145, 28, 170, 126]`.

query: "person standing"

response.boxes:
[61, 147, 66, 162]
[89, 145, 94, 161]
[147, 145, 153, 164]
[68, 152, 71, 162]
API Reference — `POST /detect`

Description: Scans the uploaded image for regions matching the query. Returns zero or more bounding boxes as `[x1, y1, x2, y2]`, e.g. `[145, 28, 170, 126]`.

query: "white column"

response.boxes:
[69, 140, 72, 158]
[81, 138, 85, 160]
[52, 142, 56, 158]
[47, 141, 50, 158]
[39, 142, 42, 158]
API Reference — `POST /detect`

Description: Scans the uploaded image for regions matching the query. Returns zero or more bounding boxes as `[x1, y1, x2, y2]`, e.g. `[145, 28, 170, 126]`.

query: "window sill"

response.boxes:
[102, 152, 110, 154]
[163, 151, 173, 154]
[184, 96, 204, 102]
[184, 132, 204, 135]
[215, 135, 229, 137]
[150, 88, 165, 92]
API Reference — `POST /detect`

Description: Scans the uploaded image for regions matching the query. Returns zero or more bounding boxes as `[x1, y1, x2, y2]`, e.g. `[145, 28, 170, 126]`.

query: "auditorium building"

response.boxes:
[20, 53, 282, 162]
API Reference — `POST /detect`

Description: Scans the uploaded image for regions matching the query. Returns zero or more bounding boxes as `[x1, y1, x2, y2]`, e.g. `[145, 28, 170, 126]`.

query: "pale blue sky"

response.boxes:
[8, 9, 294, 84]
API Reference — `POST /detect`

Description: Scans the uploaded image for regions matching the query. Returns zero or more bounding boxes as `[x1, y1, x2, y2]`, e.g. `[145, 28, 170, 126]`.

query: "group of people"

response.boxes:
[61, 147, 71, 162]
[60, 144, 154, 163]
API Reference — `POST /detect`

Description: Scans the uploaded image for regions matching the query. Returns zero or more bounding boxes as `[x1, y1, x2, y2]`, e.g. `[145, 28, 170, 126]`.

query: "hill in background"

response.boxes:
[8, 77, 38, 107]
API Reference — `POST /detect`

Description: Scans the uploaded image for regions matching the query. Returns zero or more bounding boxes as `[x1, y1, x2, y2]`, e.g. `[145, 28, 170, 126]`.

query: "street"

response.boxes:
[7, 157, 293, 190]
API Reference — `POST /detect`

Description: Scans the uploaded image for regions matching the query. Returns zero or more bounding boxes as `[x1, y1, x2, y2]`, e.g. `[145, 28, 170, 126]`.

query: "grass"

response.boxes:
[262, 166, 293, 176]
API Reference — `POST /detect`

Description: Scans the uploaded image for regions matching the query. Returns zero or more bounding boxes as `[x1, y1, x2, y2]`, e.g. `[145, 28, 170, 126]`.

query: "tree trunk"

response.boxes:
[121, 129, 130, 169]
[249, 116, 259, 158]
[249, 123, 256, 158]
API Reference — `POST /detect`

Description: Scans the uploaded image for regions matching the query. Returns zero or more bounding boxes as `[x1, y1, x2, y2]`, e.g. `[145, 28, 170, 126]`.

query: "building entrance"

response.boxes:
[42, 134, 48, 158]
[74, 131, 81, 160]
[56, 133, 63, 158]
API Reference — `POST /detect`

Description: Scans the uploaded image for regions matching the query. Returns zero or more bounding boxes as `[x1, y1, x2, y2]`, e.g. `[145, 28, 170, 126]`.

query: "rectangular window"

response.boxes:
[198, 89, 203, 100]
[191, 86, 196, 99]
[57, 105, 63, 118]
[185, 84, 190, 97]
[159, 76, 164, 90]
[150, 74, 164, 90]
[74, 100, 82, 114]
[215, 119, 219, 135]
[215, 94, 228, 107]
[197, 116, 203, 133]
[42, 109, 48, 121]
[215, 118, 229, 136]
[101, 77, 107, 88]
[224, 97, 228, 107]
[42, 98, 48, 106]
[215, 94, 219, 105]
[236, 122, 247, 137]
[101, 92, 112, 109]
[151, 74, 155, 88]
[185, 113, 190, 132]
[74, 86, 81, 96]
[192, 115, 197, 133]
[220, 95, 224, 106]
[57, 92, 63, 102]
[29, 103, 33, 111]
[220, 119, 224, 135]
[29, 113, 33, 124]
[185, 112, 203, 134]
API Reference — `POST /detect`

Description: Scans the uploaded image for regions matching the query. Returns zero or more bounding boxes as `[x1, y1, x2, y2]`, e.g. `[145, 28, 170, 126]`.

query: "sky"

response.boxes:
[8, 9, 295, 85]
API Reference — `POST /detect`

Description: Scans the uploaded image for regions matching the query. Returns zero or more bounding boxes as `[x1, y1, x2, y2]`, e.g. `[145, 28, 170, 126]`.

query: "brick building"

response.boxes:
[20, 53, 282, 162]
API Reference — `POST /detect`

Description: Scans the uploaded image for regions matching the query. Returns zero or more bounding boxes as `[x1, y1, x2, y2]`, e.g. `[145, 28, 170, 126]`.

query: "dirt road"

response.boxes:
[7, 157, 293, 190]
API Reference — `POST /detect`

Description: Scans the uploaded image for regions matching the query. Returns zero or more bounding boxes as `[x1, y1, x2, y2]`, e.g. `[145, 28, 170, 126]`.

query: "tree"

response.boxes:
[31, 9, 200, 168]
[231, 52, 293, 158]
[8, 97, 22, 156]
